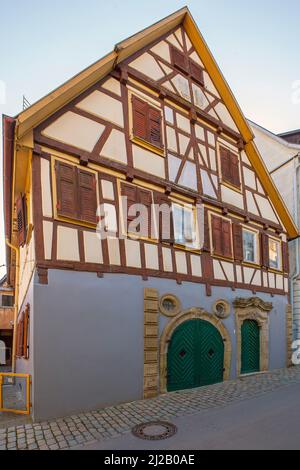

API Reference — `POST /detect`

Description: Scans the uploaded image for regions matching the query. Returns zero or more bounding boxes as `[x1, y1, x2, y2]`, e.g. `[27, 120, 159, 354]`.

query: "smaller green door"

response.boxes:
[241, 320, 260, 374]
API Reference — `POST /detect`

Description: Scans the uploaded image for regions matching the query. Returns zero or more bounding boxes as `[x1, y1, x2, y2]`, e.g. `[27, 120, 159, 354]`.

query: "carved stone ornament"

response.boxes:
[212, 299, 231, 319]
[233, 297, 273, 312]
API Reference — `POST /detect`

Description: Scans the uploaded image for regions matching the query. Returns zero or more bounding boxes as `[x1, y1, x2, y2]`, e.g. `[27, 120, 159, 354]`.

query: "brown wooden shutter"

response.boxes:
[211, 216, 223, 256]
[16, 194, 26, 247]
[233, 223, 243, 261]
[156, 194, 174, 243]
[261, 233, 269, 267]
[138, 188, 152, 238]
[15, 322, 20, 358]
[189, 60, 204, 85]
[132, 96, 148, 141]
[220, 147, 231, 184]
[78, 170, 97, 224]
[230, 153, 241, 187]
[17, 313, 24, 357]
[148, 107, 163, 148]
[23, 306, 30, 360]
[282, 242, 289, 273]
[171, 46, 188, 73]
[121, 183, 138, 234]
[56, 162, 77, 219]
[222, 220, 233, 258]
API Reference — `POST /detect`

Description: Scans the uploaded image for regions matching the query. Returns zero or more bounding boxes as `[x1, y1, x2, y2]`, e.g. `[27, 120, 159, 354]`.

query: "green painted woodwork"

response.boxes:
[167, 320, 224, 392]
[241, 320, 260, 374]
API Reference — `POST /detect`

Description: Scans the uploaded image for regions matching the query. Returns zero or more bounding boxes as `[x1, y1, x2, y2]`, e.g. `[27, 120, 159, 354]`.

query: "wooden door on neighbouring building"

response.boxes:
[167, 319, 224, 392]
[241, 320, 260, 374]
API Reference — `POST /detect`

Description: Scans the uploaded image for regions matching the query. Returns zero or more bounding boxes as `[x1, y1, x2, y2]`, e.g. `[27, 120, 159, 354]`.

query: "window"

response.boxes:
[55, 161, 97, 225]
[269, 238, 282, 270]
[211, 215, 233, 258]
[16, 194, 27, 247]
[172, 203, 198, 249]
[243, 229, 258, 264]
[220, 146, 241, 188]
[121, 183, 153, 239]
[132, 96, 163, 150]
[1, 295, 14, 308]
[170, 47, 204, 86]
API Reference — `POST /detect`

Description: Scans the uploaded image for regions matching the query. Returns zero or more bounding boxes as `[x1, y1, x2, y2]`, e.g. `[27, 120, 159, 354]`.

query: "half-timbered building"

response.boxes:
[2, 8, 298, 420]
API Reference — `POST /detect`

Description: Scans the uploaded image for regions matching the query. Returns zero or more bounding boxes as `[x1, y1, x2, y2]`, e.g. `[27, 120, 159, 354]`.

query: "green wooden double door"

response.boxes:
[167, 320, 225, 392]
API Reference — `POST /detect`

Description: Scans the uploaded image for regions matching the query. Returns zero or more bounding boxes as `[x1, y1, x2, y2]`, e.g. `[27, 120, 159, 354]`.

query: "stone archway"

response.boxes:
[160, 308, 232, 394]
[234, 297, 273, 376]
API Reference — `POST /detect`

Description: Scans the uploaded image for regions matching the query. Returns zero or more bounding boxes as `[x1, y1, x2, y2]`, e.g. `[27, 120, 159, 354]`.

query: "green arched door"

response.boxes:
[167, 320, 225, 392]
[241, 320, 260, 374]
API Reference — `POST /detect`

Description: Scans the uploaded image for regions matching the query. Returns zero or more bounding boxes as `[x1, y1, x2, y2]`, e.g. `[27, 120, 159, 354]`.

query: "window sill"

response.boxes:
[212, 254, 234, 262]
[268, 267, 283, 274]
[173, 243, 201, 254]
[125, 233, 159, 244]
[55, 215, 97, 230]
[131, 136, 165, 157]
[221, 180, 242, 194]
[242, 261, 260, 269]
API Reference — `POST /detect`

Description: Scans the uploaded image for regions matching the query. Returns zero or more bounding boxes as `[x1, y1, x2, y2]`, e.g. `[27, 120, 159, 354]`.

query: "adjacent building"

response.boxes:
[2, 7, 297, 421]
[250, 121, 300, 340]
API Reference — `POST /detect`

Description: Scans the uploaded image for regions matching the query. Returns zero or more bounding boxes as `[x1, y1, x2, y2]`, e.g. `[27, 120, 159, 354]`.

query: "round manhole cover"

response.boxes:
[132, 421, 177, 441]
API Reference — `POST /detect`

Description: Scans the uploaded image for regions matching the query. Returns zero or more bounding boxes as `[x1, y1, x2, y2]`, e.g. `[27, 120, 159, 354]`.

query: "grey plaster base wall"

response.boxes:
[31, 269, 288, 421]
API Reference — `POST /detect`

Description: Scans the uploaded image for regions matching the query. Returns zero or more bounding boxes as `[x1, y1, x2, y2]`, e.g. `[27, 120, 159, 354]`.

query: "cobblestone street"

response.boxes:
[1, 367, 300, 450]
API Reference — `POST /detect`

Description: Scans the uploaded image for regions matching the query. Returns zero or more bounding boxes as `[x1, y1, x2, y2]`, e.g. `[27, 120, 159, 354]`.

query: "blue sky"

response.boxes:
[0, 0, 300, 278]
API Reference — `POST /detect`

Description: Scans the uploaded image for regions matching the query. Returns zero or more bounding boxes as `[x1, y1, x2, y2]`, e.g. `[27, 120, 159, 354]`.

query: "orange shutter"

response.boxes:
[78, 170, 97, 224]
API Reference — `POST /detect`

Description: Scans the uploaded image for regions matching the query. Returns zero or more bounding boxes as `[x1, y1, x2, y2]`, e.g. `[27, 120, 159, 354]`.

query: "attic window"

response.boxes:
[170, 46, 204, 86]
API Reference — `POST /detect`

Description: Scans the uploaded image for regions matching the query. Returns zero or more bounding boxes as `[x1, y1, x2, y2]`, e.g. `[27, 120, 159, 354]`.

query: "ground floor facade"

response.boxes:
[16, 269, 292, 421]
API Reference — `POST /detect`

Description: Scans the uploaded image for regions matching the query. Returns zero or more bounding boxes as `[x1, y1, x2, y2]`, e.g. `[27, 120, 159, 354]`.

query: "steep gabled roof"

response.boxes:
[5, 7, 298, 238]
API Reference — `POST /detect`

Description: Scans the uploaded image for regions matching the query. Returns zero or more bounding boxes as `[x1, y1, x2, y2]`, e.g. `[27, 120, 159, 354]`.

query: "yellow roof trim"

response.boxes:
[13, 6, 298, 238]
[184, 14, 254, 143]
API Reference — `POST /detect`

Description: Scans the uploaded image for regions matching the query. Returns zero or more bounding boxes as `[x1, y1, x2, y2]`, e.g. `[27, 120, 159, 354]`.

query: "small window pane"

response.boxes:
[269, 239, 281, 270]
[172, 204, 197, 248]
[1, 296, 14, 307]
[243, 230, 256, 263]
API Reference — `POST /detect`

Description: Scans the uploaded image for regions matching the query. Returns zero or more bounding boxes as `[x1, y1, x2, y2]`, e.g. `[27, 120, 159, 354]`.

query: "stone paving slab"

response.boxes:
[1, 367, 300, 450]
